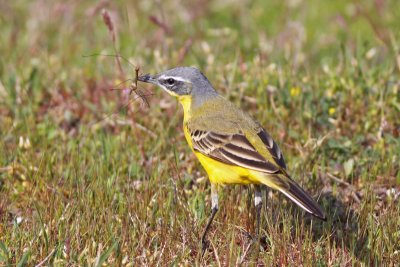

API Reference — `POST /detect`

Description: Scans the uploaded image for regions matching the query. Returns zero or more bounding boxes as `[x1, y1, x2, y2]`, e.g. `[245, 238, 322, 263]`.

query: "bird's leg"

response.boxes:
[240, 186, 263, 263]
[201, 183, 218, 256]
[254, 185, 262, 239]
[241, 186, 263, 241]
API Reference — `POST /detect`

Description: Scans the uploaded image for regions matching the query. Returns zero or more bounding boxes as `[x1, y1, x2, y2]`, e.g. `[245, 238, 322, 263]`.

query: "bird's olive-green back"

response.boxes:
[186, 95, 284, 170]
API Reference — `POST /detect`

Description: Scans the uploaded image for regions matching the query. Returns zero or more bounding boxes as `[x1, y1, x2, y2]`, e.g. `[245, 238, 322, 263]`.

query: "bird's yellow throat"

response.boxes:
[178, 95, 192, 122]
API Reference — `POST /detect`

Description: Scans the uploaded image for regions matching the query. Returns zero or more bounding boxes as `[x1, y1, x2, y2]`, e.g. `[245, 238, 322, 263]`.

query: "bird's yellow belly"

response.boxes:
[194, 152, 261, 185]
[183, 122, 261, 185]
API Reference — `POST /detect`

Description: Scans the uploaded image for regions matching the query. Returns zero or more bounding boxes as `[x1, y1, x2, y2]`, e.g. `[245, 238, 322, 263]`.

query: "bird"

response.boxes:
[138, 67, 326, 253]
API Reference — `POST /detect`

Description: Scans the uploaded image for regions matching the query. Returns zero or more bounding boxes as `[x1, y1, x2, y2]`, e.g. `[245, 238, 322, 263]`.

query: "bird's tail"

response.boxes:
[257, 173, 326, 220]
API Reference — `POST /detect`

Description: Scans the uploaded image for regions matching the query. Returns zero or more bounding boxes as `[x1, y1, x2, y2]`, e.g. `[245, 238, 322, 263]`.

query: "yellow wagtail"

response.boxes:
[138, 67, 326, 251]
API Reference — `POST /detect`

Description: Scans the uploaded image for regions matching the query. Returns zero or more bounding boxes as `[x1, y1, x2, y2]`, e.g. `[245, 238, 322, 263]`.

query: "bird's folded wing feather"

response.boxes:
[188, 126, 287, 174]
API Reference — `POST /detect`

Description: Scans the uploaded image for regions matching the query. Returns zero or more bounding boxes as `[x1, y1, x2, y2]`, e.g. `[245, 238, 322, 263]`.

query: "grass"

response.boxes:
[0, 0, 399, 265]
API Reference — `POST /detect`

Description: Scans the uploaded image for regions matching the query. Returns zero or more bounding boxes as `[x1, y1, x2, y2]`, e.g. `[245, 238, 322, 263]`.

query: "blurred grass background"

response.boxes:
[0, 0, 399, 265]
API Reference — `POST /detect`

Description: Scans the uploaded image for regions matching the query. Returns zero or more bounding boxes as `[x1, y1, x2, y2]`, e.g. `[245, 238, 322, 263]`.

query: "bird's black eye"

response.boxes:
[166, 78, 175, 85]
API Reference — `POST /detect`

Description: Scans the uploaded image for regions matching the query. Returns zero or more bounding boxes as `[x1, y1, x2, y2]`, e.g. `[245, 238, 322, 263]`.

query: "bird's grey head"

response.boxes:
[138, 67, 217, 101]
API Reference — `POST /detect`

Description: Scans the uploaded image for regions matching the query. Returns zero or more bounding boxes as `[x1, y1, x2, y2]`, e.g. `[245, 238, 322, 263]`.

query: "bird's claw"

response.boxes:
[240, 229, 255, 240]
[241, 231, 269, 249]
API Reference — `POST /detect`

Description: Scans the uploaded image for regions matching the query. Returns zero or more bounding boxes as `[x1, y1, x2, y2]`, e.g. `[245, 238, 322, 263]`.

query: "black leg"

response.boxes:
[201, 184, 219, 256]
[254, 185, 262, 239]
[201, 206, 218, 255]
[239, 186, 264, 263]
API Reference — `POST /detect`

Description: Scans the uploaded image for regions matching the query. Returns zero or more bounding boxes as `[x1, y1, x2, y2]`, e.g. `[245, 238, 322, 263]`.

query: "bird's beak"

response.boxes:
[138, 74, 157, 84]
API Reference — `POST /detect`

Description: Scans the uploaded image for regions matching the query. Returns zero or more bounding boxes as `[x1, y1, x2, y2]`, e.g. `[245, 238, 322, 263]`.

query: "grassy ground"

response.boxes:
[1, 0, 399, 266]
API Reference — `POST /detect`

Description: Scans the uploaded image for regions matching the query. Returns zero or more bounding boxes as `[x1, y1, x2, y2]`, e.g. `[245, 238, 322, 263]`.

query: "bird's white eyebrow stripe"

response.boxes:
[159, 75, 191, 83]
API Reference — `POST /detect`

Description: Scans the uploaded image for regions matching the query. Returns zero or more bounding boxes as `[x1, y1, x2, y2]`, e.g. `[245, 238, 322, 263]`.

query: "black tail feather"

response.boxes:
[280, 179, 326, 221]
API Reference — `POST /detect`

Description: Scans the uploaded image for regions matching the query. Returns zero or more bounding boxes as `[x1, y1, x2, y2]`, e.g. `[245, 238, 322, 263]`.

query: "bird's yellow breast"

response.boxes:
[179, 94, 262, 185]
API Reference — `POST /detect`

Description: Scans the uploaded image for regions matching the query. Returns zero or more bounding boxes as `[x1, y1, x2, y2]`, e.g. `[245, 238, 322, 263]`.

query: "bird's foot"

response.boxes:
[254, 235, 269, 250]
[241, 229, 254, 240]
[239, 232, 269, 264]
[201, 238, 210, 257]
[241, 231, 269, 250]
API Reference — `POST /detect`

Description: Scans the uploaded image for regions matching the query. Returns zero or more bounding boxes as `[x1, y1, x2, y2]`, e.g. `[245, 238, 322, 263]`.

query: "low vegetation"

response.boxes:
[0, 0, 399, 265]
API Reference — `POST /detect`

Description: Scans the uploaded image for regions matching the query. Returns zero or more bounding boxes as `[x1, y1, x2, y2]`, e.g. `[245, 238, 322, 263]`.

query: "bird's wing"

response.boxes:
[251, 128, 287, 170]
[188, 125, 286, 174]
